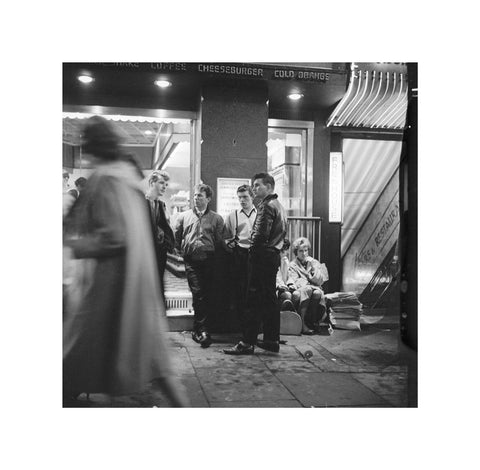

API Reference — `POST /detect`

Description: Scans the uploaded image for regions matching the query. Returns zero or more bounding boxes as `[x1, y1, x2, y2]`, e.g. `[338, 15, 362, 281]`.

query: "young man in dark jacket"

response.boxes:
[145, 170, 175, 297]
[224, 173, 287, 355]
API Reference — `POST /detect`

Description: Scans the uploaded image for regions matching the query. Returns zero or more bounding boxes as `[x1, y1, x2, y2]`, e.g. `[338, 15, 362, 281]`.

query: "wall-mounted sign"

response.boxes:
[216, 177, 251, 220]
[94, 62, 347, 84]
[329, 152, 344, 223]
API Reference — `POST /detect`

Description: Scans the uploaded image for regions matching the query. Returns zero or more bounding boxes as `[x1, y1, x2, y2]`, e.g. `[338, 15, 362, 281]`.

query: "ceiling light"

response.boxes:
[155, 80, 172, 88]
[288, 93, 304, 101]
[77, 75, 94, 84]
[144, 130, 153, 135]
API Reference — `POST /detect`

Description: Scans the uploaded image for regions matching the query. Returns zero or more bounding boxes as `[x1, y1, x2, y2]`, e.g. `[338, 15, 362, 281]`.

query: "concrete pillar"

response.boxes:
[199, 80, 269, 332]
[200, 80, 269, 209]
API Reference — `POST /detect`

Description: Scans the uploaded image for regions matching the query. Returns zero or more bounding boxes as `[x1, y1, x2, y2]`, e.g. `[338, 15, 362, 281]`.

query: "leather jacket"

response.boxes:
[250, 193, 287, 252]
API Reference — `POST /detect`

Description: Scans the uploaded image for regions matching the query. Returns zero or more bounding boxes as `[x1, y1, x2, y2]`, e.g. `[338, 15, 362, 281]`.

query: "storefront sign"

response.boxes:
[96, 62, 345, 83]
[329, 152, 344, 223]
[216, 177, 251, 220]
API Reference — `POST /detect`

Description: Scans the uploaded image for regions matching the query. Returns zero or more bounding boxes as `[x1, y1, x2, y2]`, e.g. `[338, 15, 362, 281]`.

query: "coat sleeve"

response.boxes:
[67, 177, 126, 259]
[223, 212, 235, 240]
[214, 214, 226, 249]
[251, 203, 275, 248]
[276, 267, 286, 289]
[174, 213, 184, 252]
[288, 262, 309, 289]
[309, 258, 325, 286]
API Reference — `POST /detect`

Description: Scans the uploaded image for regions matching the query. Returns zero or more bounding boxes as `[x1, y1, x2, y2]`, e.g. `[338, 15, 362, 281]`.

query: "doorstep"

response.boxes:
[165, 290, 193, 331]
[166, 310, 194, 331]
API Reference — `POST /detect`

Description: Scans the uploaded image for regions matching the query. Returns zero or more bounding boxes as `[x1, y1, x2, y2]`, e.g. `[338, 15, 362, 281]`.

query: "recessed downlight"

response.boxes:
[154, 80, 172, 88]
[288, 93, 304, 100]
[77, 75, 94, 84]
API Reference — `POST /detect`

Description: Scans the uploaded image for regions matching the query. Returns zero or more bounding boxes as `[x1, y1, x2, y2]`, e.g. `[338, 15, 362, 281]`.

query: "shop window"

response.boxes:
[267, 120, 313, 217]
[62, 107, 199, 222]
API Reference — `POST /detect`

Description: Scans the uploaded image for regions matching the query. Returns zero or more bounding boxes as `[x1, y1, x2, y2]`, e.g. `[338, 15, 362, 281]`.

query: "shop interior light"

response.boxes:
[77, 75, 94, 84]
[288, 93, 303, 100]
[155, 80, 172, 88]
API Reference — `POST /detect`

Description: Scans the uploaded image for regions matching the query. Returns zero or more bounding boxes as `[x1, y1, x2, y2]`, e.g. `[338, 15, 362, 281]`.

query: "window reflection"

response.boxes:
[267, 127, 305, 216]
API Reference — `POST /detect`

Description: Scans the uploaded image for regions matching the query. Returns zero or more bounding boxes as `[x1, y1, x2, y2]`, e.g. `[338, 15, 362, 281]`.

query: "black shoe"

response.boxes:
[302, 328, 315, 335]
[192, 331, 212, 348]
[191, 331, 201, 343]
[223, 341, 254, 355]
[256, 340, 280, 353]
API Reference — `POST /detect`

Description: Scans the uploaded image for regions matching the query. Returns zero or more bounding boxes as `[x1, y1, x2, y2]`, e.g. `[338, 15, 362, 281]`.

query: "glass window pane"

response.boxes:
[267, 127, 305, 216]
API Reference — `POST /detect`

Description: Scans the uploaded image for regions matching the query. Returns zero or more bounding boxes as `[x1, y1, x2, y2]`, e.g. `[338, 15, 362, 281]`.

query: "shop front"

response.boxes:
[63, 62, 413, 329]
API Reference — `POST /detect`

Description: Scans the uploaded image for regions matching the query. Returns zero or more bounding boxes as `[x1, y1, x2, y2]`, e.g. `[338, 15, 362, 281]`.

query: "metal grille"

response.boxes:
[164, 292, 193, 313]
[167, 298, 192, 310]
[287, 217, 322, 260]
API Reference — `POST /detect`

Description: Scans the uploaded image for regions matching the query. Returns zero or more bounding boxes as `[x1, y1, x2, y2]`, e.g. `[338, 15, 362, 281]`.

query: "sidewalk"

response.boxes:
[70, 323, 413, 408]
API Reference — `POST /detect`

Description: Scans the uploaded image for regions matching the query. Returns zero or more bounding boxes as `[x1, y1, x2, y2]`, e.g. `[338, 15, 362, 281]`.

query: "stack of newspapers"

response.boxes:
[325, 292, 363, 330]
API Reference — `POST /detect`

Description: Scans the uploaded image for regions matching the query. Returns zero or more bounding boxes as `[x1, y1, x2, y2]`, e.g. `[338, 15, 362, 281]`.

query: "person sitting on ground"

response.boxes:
[288, 237, 328, 335]
[276, 238, 298, 311]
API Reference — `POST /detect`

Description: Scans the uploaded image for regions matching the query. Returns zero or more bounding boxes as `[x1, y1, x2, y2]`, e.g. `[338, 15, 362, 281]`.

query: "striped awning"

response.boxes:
[62, 112, 190, 146]
[326, 64, 408, 130]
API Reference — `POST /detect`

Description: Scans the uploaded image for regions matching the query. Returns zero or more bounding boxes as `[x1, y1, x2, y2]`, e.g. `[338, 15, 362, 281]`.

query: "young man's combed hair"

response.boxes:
[149, 170, 170, 185]
[195, 183, 213, 199]
[236, 184, 254, 198]
[252, 172, 275, 189]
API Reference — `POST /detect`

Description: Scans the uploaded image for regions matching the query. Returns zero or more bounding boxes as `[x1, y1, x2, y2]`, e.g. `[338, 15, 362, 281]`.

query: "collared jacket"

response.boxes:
[250, 193, 287, 252]
[146, 197, 175, 253]
[174, 207, 224, 261]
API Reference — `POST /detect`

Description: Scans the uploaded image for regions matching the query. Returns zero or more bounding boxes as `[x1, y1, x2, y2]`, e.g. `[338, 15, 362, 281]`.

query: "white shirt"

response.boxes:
[225, 207, 257, 249]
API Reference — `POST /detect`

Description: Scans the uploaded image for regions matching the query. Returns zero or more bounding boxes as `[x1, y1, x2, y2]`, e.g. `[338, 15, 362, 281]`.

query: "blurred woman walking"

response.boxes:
[63, 116, 188, 407]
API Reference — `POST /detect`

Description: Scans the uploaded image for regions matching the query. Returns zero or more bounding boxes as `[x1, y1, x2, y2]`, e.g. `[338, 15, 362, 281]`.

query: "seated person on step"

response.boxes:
[276, 239, 299, 311]
[289, 237, 328, 335]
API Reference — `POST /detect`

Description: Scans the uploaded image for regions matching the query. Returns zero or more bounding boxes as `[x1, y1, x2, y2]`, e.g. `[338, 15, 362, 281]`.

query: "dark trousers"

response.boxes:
[155, 246, 168, 297]
[231, 246, 250, 327]
[184, 255, 215, 334]
[243, 249, 281, 345]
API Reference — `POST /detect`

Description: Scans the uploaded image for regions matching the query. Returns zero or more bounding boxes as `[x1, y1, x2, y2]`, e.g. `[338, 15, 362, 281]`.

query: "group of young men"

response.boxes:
[146, 171, 287, 355]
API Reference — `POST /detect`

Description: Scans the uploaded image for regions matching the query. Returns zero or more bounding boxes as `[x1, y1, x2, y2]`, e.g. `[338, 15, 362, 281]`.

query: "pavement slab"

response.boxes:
[310, 328, 400, 366]
[275, 372, 390, 407]
[351, 372, 408, 407]
[180, 375, 210, 407]
[212, 399, 302, 408]
[263, 359, 322, 374]
[63, 327, 411, 407]
[255, 345, 302, 361]
[187, 347, 265, 368]
[169, 346, 196, 376]
[196, 367, 294, 404]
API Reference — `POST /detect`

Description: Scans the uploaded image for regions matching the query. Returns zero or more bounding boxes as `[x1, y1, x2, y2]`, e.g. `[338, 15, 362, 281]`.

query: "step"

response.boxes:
[165, 290, 193, 331]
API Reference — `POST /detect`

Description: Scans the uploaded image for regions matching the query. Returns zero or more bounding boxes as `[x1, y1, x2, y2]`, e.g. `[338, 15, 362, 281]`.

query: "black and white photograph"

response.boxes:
[3, 2, 479, 469]
[61, 61, 418, 409]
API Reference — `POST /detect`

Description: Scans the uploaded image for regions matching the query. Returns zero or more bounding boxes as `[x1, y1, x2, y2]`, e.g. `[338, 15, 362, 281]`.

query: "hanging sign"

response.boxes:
[329, 152, 344, 223]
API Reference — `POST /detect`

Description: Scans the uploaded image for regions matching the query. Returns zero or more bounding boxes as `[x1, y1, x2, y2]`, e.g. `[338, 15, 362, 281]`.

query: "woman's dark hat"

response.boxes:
[81, 115, 122, 157]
